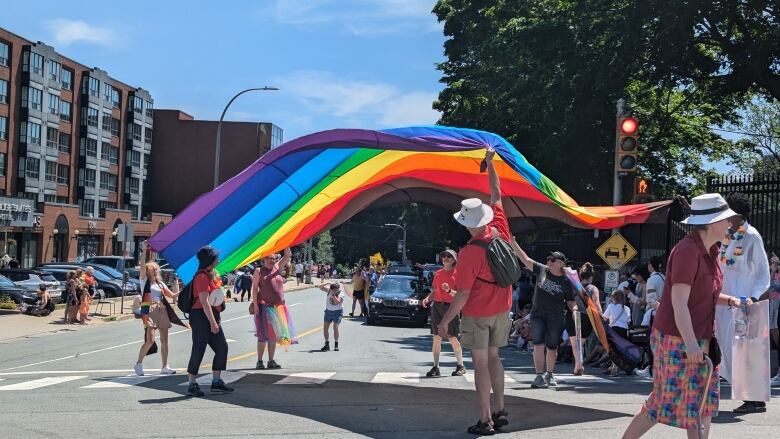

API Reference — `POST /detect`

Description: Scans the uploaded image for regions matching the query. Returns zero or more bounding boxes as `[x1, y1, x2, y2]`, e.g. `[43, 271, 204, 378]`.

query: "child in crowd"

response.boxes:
[640, 291, 659, 326]
[508, 304, 532, 352]
[318, 282, 345, 351]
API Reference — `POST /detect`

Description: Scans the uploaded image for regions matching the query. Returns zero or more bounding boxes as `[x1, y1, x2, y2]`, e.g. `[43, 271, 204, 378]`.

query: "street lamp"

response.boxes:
[214, 86, 280, 189]
[384, 223, 407, 265]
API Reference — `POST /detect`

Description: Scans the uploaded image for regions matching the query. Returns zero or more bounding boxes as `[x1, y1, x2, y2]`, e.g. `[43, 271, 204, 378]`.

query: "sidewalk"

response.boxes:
[0, 278, 324, 344]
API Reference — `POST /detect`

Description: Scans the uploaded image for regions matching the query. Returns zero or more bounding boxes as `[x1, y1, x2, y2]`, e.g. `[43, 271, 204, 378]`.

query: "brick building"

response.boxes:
[0, 26, 170, 266]
[149, 109, 282, 216]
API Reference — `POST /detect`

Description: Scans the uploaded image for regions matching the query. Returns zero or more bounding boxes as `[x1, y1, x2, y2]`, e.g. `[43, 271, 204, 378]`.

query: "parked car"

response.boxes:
[35, 264, 137, 298]
[419, 264, 443, 286]
[367, 274, 428, 327]
[0, 269, 63, 303]
[0, 273, 37, 305]
[82, 256, 136, 273]
[386, 265, 416, 276]
[78, 263, 142, 288]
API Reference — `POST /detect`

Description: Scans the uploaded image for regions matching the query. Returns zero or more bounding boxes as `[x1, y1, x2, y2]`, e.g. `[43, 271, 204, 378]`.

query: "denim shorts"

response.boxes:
[324, 309, 343, 324]
[530, 311, 565, 349]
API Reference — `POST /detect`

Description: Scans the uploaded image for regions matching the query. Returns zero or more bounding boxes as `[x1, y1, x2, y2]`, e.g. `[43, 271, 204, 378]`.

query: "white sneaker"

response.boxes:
[771, 374, 780, 386]
[160, 366, 177, 375]
[134, 362, 144, 376]
[636, 367, 651, 378]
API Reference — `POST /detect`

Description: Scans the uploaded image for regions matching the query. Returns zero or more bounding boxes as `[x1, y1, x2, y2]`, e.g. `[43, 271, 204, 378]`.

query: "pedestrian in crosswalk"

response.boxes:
[318, 282, 345, 351]
[253, 248, 293, 370]
[422, 249, 465, 378]
[186, 246, 233, 397]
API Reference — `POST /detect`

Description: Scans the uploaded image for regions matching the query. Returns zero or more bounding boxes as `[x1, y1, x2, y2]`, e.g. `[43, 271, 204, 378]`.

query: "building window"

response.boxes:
[61, 68, 73, 91]
[128, 123, 142, 141]
[99, 201, 117, 212]
[60, 101, 72, 122]
[271, 125, 283, 148]
[0, 153, 5, 176]
[25, 157, 40, 179]
[100, 172, 117, 191]
[144, 127, 152, 144]
[48, 94, 60, 115]
[145, 100, 153, 118]
[111, 88, 120, 108]
[21, 121, 42, 145]
[83, 107, 99, 127]
[57, 164, 69, 184]
[102, 113, 112, 131]
[24, 51, 44, 75]
[81, 137, 98, 157]
[46, 126, 59, 148]
[101, 141, 111, 161]
[130, 204, 139, 220]
[59, 132, 71, 154]
[79, 168, 96, 187]
[22, 86, 43, 111]
[88, 77, 100, 97]
[79, 198, 95, 217]
[45, 160, 57, 182]
[144, 153, 150, 170]
[0, 41, 9, 67]
[0, 79, 7, 104]
[110, 117, 120, 137]
[48, 60, 61, 82]
[109, 145, 119, 165]
[126, 149, 141, 167]
[133, 96, 143, 114]
[0, 116, 6, 141]
[127, 177, 139, 194]
[104, 84, 120, 108]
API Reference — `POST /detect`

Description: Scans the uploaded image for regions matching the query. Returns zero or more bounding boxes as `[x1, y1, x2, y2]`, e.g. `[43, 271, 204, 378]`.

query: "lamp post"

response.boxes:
[384, 223, 407, 265]
[214, 86, 279, 189]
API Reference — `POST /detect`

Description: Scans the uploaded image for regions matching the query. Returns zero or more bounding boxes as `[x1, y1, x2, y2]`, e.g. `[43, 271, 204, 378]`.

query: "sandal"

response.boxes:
[491, 410, 508, 429]
[467, 420, 495, 436]
[573, 367, 584, 376]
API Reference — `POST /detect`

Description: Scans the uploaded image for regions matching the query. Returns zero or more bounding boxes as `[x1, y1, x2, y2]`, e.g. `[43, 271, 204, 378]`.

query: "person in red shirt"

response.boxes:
[438, 148, 512, 435]
[185, 245, 233, 397]
[252, 248, 292, 370]
[422, 249, 465, 377]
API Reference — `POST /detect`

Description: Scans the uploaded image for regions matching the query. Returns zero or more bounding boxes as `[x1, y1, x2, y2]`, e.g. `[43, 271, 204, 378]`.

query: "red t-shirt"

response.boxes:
[256, 264, 285, 305]
[432, 268, 457, 303]
[191, 270, 221, 312]
[653, 232, 723, 340]
[456, 203, 513, 317]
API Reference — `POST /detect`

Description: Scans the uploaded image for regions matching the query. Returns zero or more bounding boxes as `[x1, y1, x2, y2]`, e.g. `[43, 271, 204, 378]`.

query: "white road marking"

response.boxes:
[179, 371, 247, 387]
[81, 375, 165, 389]
[463, 373, 516, 383]
[0, 314, 252, 372]
[275, 372, 335, 385]
[225, 338, 236, 343]
[287, 303, 301, 307]
[0, 375, 86, 391]
[371, 372, 420, 384]
[0, 369, 134, 376]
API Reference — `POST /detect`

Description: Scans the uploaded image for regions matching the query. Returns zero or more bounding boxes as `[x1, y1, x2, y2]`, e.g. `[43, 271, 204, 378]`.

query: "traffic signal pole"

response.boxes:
[612, 99, 626, 235]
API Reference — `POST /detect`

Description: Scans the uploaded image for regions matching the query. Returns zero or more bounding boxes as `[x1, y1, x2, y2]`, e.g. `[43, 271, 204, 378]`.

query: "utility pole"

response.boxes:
[612, 98, 625, 236]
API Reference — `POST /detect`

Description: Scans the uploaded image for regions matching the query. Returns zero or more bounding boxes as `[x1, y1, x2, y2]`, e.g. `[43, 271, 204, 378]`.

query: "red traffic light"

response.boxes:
[620, 117, 638, 135]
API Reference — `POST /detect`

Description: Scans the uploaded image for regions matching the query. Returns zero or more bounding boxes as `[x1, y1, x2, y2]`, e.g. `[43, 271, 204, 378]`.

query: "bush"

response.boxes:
[0, 294, 16, 310]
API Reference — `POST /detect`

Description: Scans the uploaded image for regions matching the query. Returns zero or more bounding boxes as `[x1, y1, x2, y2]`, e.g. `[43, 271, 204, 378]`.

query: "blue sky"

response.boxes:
[4, 0, 446, 141]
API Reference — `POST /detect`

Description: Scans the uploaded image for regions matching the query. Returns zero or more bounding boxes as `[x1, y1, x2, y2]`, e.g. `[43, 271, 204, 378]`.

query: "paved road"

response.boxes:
[1, 286, 778, 438]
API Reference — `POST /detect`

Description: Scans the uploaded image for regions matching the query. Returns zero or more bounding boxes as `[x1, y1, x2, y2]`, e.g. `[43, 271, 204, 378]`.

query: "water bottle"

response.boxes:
[734, 296, 749, 340]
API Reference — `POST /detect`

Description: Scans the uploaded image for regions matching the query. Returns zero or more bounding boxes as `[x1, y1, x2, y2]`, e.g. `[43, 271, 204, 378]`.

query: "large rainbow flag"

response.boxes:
[149, 126, 671, 281]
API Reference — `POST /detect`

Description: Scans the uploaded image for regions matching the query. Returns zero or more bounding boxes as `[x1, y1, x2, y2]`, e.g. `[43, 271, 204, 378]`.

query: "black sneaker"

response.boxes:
[210, 378, 235, 394]
[255, 360, 265, 370]
[267, 360, 281, 369]
[320, 342, 330, 352]
[452, 364, 466, 376]
[334, 342, 339, 351]
[426, 366, 441, 377]
[187, 382, 204, 397]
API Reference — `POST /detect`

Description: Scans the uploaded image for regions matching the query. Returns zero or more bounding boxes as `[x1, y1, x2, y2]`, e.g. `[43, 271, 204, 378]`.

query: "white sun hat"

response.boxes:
[681, 193, 738, 225]
[453, 198, 494, 228]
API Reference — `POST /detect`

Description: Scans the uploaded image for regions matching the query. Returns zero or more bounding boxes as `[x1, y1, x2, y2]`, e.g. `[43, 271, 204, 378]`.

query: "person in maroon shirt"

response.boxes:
[623, 193, 748, 439]
[252, 247, 292, 370]
[438, 148, 512, 436]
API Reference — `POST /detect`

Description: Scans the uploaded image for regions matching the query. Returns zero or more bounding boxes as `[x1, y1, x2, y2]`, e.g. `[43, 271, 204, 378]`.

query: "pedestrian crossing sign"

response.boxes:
[596, 233, 637, 270]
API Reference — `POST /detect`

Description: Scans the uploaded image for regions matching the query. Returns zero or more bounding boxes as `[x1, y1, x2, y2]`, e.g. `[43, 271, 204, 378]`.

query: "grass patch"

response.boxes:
[102, 316, 117, 322]
[0, 294, 16, 310]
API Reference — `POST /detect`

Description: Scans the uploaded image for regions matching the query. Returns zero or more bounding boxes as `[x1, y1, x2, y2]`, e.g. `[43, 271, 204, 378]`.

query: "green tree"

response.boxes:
[314, 231, 335, 265]
[728, 98, 780, 174]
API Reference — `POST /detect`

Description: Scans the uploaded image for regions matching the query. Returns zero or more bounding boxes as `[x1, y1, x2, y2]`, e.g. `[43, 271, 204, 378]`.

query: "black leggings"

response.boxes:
[237, 287, 251, 301]
[187, 309, 228, 375]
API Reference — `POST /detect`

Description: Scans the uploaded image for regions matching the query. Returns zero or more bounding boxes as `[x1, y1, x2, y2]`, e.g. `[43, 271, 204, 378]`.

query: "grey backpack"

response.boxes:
[468, 238, 524, 287]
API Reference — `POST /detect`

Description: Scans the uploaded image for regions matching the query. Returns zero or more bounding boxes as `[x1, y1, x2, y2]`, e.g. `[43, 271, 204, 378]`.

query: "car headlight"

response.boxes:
[407, 299, 419, 305]
[370, 297, 383, 303]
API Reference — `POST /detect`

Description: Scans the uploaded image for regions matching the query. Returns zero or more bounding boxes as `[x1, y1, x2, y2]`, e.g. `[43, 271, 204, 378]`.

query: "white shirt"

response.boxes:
[295, 263, 304, 274]
[325, 290, 345, 311]
[603, 303, 631, 329]
[720, 222, 770, 299]
[646, 272, 665, 301]
[143, 279, 168, 302]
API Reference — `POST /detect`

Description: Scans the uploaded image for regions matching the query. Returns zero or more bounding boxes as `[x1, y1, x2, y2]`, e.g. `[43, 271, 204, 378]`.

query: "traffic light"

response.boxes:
[634, 177, 653, 203]
[616, 116, 638, 173]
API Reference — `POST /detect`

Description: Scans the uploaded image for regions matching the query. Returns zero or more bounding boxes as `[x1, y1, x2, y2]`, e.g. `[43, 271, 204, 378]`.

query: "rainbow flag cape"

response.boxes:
[148, 126, 671, 281]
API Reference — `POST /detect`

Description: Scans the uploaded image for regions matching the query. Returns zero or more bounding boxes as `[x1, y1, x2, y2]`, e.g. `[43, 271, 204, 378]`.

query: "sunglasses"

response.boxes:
[441, 255, 454, 259]
[546, 257, 559, 263]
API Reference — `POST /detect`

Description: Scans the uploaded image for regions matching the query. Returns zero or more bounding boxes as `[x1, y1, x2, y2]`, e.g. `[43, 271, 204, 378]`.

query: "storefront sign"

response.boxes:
[0, 197, 37, 227]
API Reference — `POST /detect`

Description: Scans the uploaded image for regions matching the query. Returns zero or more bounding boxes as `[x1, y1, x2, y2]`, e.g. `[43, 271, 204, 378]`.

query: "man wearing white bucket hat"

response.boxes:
[438, 148, 513, 435]
[623, 193, 752, 439]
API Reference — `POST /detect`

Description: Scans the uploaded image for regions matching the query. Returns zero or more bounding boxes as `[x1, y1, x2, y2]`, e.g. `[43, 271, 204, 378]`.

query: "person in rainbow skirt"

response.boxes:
[252, 248, 297, 369]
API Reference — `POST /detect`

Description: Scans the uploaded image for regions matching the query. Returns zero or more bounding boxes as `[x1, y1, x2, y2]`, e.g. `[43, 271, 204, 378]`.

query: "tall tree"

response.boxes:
[314, 231, 335, 265]
[729, 98, 780, 173]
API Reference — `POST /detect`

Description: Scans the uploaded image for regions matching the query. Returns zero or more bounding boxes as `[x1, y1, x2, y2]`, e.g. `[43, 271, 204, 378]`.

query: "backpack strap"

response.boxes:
[466, 239, 498, 285]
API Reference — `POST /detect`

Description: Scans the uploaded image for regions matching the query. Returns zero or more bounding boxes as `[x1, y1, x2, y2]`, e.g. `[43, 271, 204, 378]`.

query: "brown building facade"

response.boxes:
[0, 26, 170, 266]
[149, 109, 282, 215]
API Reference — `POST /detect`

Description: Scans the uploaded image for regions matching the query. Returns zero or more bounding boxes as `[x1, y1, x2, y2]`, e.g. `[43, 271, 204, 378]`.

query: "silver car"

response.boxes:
[0, 269, 63, 302]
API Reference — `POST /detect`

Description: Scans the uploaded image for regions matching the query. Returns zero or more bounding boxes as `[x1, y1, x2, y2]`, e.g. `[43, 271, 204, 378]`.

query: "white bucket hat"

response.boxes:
[681, 193, 738, 225]
[453, 198, 494, 228]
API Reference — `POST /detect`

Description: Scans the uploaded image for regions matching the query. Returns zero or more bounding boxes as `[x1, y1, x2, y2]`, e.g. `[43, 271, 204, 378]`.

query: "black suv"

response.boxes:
[367, 274, 428, 327]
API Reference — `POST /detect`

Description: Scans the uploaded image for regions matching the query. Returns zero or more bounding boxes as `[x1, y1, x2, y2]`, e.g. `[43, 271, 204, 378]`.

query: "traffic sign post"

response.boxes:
[596, 233, 637, 270]
[604, 270, 620, 293]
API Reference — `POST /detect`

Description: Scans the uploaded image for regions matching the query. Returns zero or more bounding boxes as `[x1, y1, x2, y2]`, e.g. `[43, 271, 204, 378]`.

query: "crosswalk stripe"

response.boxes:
[371, 372, 420, 384]
[275, 372, 335, 385]
[81, 375, 165, 389]
[0, 375, 86, 391]
[463, 373, 516, 383]
[178, 371, 247, 387]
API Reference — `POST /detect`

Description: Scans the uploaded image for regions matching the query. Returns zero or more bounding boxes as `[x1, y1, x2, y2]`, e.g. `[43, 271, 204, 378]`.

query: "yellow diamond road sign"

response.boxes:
[596, 233, 637, 270]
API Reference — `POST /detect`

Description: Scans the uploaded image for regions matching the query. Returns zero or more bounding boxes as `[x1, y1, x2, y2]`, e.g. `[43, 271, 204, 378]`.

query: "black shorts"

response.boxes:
[296, 273, 303, 280]
[353, 289, 365, 300]
[430, 302, 460, 336]
[564, 310, 593, 339]
[530, 311, 565, 350]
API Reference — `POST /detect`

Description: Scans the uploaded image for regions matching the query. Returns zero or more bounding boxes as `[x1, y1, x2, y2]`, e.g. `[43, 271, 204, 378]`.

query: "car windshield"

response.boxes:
[87, 264, 123, 278]
[90, 270, 111, 281]
[377, 277, 417, 295]
[0, 274, 17, 288]
[41, 274, 58, 283]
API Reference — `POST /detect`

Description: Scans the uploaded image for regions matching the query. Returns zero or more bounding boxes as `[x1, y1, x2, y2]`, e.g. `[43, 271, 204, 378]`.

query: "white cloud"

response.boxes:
[44, 19, 119, 47]
[277, 70, 440, 128]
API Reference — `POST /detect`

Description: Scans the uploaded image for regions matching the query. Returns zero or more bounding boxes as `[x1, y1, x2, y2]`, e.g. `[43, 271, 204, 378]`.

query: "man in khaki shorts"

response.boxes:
[438, 149, 513, 436]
